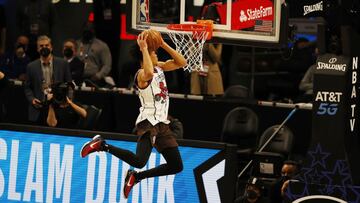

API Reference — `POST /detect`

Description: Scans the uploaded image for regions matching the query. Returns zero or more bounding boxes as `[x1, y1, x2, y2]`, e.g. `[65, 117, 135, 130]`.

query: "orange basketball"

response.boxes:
[145, 29, 162, 52]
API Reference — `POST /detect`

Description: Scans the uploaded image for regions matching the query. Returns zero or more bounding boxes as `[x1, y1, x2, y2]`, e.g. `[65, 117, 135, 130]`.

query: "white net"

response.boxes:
[167, 30, 209, 72]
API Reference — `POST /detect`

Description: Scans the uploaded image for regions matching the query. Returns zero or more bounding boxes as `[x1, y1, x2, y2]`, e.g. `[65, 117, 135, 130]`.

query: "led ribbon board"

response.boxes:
[0, 129, 228, 203]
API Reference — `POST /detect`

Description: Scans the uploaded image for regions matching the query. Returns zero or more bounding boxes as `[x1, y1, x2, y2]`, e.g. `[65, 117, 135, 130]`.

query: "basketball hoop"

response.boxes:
[167, 20, 213, 72]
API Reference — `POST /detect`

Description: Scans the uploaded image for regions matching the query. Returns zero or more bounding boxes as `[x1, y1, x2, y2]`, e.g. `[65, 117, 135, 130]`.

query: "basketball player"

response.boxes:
[80, 29, 187, 198]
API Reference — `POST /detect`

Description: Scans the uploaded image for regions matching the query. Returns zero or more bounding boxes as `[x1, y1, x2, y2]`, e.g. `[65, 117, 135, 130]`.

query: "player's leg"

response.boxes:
[107, 134, 152, 168]
[136, 146, 183, 180]
[80, 133, 152, 168]
[123, 146, 183, 198]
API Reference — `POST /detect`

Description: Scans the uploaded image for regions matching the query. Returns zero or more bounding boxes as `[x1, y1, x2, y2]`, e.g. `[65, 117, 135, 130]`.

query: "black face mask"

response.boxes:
[246, 189, 259, 200]
[82, 30, 94, 43]
[39, 47, 51, 57]
[16, 43, 27, 51]
[63, 48, 74, 58]
[280, 175, 291, 183]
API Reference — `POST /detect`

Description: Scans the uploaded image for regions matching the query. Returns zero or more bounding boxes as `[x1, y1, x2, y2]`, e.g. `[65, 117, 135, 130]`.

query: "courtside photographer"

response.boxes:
[235, 177, 266, 203]
[46, 81, 87, 128]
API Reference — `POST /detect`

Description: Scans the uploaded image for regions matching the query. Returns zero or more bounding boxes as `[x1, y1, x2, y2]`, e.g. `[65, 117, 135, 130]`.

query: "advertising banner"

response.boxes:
[284, 54, 360, 202]
[0, 129, 231, 203]
[217, 0, 274, 30]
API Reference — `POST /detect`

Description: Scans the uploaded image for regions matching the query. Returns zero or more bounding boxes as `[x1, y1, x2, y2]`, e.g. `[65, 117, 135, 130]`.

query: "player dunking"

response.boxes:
[80, 29, 187, 198]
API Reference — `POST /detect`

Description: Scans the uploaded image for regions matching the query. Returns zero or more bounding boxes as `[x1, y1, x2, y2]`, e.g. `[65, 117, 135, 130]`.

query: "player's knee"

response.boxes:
[133, 159, 147, 168]
[172, 161, 183, 173]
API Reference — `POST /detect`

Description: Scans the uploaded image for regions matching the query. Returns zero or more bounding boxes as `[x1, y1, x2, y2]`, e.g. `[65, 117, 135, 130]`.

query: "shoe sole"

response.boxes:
[80, 134, 102, 158]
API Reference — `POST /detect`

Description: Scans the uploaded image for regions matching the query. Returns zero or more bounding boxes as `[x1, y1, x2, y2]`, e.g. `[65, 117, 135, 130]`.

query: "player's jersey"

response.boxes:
[135, 66, 170, 126]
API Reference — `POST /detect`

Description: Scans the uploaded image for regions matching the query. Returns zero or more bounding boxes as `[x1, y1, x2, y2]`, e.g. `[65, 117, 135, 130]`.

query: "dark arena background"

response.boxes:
[1, 0, 360, 202]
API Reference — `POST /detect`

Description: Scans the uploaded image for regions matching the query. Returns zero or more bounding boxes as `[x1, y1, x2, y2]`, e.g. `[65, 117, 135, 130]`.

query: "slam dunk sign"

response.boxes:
[0, 130, 220, 202]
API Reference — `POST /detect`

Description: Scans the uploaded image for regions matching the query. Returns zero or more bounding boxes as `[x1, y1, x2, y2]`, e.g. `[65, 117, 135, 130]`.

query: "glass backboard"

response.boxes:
[126, 0, 288, 47]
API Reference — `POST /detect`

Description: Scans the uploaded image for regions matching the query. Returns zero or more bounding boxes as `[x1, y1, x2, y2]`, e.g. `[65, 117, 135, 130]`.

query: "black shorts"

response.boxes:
[135, 120, 178, 152]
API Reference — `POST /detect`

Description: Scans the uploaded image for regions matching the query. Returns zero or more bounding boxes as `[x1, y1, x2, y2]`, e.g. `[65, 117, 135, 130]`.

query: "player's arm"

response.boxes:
[137, 32, 154, 89]
[67, 97, 87, 118]
[47, 104, 57, 127]
[158, 40, 187, 72]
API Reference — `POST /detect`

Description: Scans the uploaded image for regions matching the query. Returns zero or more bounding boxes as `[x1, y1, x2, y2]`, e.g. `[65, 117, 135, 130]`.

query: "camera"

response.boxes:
[51, 82, 69, 105]
[46, 82, 74, 106]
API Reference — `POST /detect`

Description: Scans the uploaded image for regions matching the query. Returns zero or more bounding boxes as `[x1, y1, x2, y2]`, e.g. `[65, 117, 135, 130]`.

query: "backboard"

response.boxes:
[126, 0, 288, 47]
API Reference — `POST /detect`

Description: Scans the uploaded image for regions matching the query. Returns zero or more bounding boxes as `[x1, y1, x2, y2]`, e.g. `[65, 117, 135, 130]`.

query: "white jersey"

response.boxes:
[135, 66, 170, 126]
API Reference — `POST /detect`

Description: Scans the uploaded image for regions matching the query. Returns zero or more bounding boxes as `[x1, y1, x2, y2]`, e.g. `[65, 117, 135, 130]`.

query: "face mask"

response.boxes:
[82, 30, 94, 43]
[63, 48, 74, 58]
[246, 189, 259, 200]
[16, 43, 27, 51]
[39, 47, 51, 57]
[280, 175, 291, 182]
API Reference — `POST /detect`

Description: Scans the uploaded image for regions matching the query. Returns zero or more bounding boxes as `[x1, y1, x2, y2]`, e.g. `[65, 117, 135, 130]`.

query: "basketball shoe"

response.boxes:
[80, 134, 106, 157]
[123, 169, 139, 198]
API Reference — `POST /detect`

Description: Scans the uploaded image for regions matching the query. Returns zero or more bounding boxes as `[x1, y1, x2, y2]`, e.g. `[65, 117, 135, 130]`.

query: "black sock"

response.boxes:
[103, 142, 109, 152]
[133, 172, 140, 181]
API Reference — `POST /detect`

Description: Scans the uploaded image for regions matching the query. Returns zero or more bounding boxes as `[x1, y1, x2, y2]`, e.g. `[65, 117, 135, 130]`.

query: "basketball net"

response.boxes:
[167, 20, 213, 72]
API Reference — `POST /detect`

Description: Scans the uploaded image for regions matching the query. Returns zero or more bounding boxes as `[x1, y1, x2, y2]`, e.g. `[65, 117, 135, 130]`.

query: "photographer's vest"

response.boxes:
[135, 66, 170, 126]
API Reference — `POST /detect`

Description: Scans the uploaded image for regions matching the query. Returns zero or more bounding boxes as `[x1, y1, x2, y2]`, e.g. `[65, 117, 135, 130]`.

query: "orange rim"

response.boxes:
[167, 24, 207, 31]
[167, 24, 213, 40]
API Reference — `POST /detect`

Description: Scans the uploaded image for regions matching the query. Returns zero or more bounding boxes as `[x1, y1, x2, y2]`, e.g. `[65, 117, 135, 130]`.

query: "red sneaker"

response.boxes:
[80, 135, 105, 157]
[123, 170, 139, 198]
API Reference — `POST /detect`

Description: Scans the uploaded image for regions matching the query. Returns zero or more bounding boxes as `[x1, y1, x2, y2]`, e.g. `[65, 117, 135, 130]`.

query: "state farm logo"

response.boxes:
[239, 6, 273, 22]
[240, 10, 248, 22]
[303, 1, 323, 16]
[329, 58, 337, 63]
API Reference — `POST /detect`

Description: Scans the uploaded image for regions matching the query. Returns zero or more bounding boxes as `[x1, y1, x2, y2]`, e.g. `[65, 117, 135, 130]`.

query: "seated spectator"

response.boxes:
[77, 22, 112, 87]
[270, 160, 300, 203]
[0, 35, 31, 81]
[63, 39, 84, 86]
[46, 82, 87, 128]
[235, 177, 265, 203]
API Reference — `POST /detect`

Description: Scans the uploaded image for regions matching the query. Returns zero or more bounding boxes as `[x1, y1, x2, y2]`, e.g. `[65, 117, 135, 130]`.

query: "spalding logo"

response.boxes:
[329, 58, 337, 64]
[293, 195, 347, 203]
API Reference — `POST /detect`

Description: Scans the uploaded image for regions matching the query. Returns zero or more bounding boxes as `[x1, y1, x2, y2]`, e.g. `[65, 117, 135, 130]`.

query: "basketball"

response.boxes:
[145, 29, 162, 52]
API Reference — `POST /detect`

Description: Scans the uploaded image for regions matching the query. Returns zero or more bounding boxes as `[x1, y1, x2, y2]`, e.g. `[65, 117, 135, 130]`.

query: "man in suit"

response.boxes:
[24, 35, 71, 124]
